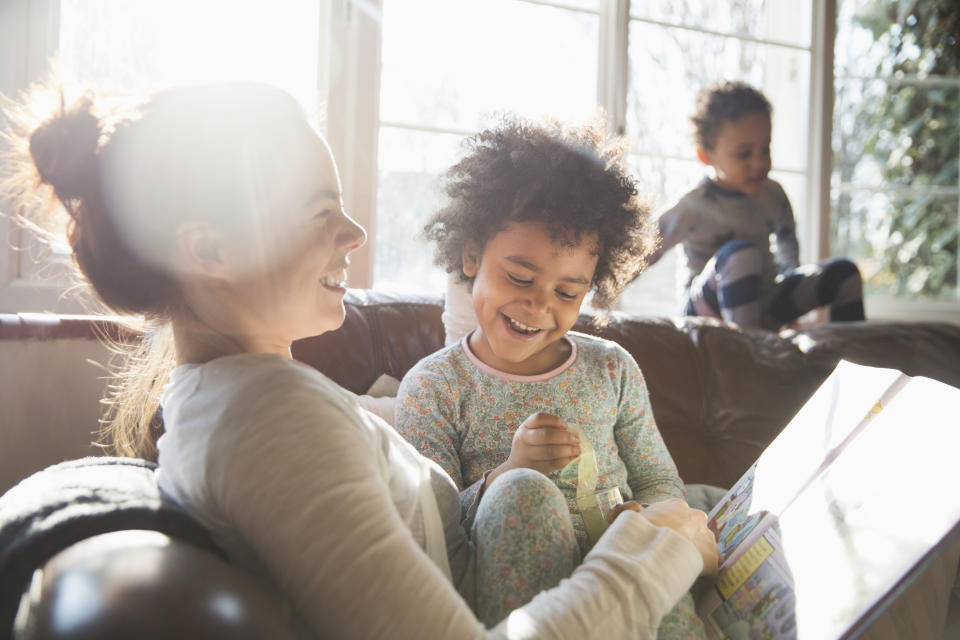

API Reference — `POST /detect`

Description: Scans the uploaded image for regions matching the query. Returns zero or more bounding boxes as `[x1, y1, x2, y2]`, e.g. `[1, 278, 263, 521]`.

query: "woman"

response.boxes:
[5, 80, 718, 637]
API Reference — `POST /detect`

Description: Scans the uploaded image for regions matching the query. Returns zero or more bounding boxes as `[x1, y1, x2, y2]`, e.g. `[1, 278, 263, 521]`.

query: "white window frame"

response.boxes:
[3, 0, 958, 322]
[0, 0, 86, 314]
[829, 0, 960, 322]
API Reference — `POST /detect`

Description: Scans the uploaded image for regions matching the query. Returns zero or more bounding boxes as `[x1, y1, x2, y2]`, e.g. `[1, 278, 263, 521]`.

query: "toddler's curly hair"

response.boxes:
[424, 113, 654, 310]
[691, 81, 772, 151]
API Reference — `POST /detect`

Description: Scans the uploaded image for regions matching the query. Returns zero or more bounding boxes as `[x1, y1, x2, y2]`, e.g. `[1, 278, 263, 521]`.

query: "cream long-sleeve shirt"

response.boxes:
[157, 353, 702, 639]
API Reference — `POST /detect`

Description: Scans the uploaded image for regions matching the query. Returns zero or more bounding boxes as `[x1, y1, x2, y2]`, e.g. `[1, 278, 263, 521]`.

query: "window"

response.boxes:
[619, 0, 813, 315]
[374, 0, 603, 293]
[371, 0, 817, 319]
[0, 0, 327, 313]
[3, 0, 958, 322]
[832, 0, 959, 319]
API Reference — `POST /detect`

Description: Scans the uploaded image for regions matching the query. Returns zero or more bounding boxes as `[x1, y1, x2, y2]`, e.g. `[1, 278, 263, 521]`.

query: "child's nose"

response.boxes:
[524, 285, 550, 310]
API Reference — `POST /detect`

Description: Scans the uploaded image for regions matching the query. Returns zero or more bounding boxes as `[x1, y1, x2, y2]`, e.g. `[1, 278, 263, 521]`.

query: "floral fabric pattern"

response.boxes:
[397, 332, 685, 552]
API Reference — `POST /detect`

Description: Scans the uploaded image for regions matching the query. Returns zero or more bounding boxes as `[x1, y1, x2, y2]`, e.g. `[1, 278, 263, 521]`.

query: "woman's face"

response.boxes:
[216, 130, 366, 349]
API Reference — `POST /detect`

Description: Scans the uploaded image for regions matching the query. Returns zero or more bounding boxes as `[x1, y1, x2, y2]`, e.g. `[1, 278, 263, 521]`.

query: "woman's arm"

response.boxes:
[212, 367, 702, 638]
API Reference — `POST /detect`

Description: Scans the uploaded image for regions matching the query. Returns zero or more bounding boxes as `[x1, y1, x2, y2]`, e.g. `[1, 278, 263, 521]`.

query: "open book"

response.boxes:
[696, 360, 960, 639]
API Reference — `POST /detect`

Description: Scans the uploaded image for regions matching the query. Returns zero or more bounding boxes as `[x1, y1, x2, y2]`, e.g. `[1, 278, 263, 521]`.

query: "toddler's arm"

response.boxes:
[771, 181, 799, 272]
[644, 200, 687, 269]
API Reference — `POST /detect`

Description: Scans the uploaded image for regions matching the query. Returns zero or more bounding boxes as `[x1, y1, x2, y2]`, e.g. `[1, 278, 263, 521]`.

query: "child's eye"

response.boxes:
[556, 289, 577, 300]
[507, 273, 532, 286]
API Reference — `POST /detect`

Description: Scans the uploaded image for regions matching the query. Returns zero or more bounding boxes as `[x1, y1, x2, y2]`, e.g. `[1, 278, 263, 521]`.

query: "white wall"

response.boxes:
[0, 338, 111, 494]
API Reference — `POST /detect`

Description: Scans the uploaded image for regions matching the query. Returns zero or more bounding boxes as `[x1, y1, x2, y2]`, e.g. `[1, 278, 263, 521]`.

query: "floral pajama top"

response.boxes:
[396, 331, 686, 553]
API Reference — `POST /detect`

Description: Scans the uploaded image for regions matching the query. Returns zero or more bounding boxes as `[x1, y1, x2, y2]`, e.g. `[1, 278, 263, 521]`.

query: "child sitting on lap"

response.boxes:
[644, 81, 865, 330]
[397, 114, 708, 638]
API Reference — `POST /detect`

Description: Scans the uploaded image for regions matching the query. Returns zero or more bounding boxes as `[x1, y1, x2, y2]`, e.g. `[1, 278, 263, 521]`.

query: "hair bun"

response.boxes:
[29, 95, 101, 201]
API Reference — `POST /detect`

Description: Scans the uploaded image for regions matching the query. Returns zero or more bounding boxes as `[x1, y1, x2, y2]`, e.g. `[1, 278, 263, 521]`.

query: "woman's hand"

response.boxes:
[484, 412, 580, 490]
[608, 498, 720, 577]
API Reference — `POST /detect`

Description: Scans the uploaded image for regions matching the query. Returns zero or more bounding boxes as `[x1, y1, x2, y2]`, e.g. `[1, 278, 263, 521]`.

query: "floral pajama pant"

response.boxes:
[470, 468, 706, 638]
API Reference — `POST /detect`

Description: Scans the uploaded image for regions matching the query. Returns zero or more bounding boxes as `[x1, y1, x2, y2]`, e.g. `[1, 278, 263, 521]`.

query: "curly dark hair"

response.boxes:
[424, 114, 654, 310]
[691, 81, 772, 150]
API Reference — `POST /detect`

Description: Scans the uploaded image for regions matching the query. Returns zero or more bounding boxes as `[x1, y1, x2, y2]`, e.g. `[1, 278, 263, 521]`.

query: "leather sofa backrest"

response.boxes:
[292, 291, 835, 488]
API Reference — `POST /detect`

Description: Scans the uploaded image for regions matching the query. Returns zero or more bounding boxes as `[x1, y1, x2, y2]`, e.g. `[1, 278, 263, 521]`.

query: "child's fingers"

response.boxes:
[521, 423, 579, 446]
[527, 443, 580, 462]
[524, 412, 569, 430]
[607, 501, 646, 523]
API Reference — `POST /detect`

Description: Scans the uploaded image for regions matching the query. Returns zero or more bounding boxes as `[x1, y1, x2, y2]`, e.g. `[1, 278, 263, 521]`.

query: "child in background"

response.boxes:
[397, 115, 709, 638]
[644, 81, 865, 330]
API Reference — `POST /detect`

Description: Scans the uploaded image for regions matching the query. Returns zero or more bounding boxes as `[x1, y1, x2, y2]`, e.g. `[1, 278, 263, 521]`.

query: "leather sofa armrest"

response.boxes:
[13, 530, 311, 640]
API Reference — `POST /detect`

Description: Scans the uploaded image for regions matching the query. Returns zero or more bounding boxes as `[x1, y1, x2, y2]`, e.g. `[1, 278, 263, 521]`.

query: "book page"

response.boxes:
[706, 362, 907, 565]
[773, 377, 960, 639]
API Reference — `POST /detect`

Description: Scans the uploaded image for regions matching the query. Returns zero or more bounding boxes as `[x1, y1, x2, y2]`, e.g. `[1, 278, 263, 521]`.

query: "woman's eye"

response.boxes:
[314, 208, 332, 219]
[508, 273, 532, 286]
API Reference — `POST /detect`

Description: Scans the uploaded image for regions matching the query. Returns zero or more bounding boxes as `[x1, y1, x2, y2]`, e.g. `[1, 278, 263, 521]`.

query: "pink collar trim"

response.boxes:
[459, 332, 577, 382]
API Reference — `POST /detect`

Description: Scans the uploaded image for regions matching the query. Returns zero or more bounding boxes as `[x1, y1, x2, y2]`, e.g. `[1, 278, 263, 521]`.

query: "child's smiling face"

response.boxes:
[699, 111, 772, 195]
[462, 220, 598, 376]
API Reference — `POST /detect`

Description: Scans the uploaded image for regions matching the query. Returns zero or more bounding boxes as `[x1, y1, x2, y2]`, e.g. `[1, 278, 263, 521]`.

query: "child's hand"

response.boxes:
[608, 498, 720, 577]
[507, 412, 582, 475]
[485, 413, 581, 490]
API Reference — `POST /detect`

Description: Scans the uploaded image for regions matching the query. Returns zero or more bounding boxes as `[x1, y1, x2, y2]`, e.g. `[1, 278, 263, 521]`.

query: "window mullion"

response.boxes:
[598, 0, 629, 135]
[807, 0, 835, 266]
[326, 0, 381, 290]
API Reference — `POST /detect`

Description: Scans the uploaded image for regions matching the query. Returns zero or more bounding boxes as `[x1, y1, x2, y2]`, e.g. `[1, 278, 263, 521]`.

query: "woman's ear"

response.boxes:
[696, 147, 713, 166]
[176, 222, 229, 279]
[461, 242, 481, 278]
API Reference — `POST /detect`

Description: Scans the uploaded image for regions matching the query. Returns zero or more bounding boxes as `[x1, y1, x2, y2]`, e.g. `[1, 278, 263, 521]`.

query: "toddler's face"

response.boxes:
[700, 111, 772, 195]
[462, 220, 598, 376]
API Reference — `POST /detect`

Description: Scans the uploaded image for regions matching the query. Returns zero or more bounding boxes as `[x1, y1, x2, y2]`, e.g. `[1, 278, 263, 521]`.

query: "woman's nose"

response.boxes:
[338, 211, 367, 252]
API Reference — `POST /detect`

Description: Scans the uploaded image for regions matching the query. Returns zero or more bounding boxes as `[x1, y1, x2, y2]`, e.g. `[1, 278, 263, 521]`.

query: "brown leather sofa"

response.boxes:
[3, 289, 959, 639]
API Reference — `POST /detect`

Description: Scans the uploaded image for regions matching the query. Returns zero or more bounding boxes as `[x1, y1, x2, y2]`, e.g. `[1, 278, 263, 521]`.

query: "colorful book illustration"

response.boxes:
[697, 361, 960, 639]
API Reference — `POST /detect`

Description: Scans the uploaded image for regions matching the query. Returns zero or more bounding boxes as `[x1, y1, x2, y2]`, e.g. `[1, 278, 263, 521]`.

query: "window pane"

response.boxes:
[833, 80, 959, 188]
[835, 0, 954, 78]
[59, 0, 322, 114]
[619, 155, 705, 311]
[380, 0, 599, 131]
[832, 0, 960, 306]
[376, 0, 600, 293]
[631, 0, 812, 48]
[626, 22, 809, 172]
[832, 190, 958, 301]
[375, 127, 466, 292]
[632, 155, 706, 212]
